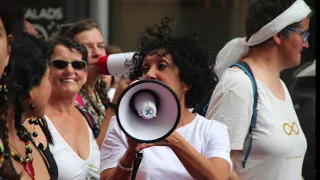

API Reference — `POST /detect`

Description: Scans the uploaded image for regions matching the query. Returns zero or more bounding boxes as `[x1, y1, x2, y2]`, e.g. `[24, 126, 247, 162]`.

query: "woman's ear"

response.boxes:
[273, 33, 283, 45]
[28, 88, 36, 102]
[182, 83, 191, 92]
[22, 90, 34, 111]
[7, 34, 14, 44]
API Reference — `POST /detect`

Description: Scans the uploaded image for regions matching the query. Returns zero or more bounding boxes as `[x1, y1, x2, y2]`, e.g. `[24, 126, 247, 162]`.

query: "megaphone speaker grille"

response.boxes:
[117, 80, 181, 143]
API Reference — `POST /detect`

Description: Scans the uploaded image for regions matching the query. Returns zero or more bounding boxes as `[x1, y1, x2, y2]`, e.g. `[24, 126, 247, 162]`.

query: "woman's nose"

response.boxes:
[92, 46, 105, 58]
[303, 40, 309, 49]
[144, 68, 157, 80]
[65, 63, 74, 73]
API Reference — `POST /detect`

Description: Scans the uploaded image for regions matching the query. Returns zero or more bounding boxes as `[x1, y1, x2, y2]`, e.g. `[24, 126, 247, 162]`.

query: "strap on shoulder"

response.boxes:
[230, 61, 258, 168]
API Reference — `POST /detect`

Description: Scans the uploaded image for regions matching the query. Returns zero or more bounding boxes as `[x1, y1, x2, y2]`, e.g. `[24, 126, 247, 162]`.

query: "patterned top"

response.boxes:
[77, 78, 111, 138]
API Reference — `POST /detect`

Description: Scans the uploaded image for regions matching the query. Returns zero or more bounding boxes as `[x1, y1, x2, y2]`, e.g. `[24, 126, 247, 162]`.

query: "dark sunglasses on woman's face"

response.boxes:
[49, 60, 87, 70]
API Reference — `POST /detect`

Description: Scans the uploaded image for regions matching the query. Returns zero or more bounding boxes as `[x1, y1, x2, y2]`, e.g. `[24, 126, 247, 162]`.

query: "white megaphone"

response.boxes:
[96, 52, 135, 82]
[117, 79, 181, 143]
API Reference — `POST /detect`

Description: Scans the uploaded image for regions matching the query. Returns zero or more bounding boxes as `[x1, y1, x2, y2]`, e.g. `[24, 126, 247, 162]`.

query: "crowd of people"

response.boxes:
[0, 0, 314, 179]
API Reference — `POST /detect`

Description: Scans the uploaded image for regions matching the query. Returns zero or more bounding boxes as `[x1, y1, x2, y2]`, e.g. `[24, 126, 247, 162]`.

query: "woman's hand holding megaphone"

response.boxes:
[127, 131, 183, 152]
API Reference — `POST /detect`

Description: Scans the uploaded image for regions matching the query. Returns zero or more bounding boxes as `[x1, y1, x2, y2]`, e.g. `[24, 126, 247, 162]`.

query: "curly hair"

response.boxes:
[131, 16, 218, 108]
[246, 0, 312, 45]
[47, 36, 88, 62]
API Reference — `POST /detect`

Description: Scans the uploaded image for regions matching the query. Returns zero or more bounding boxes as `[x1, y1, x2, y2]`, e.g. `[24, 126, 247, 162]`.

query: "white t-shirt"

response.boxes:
[46, 116, 100, 180]
[206, 68, 307, 180]
[100, 114, 232, 180]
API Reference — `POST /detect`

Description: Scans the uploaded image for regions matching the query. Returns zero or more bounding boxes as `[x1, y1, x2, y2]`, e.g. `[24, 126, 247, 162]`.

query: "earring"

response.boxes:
[29, 102, 35, 110]
[27, 101, 40, 144]
[28, 117, 39, 137]
[177, 89, 184, 104]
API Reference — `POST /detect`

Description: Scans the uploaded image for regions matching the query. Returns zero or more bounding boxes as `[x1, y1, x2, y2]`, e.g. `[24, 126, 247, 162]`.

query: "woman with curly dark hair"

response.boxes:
[0, 32, 58, 180]
[100, 16, 232, 180]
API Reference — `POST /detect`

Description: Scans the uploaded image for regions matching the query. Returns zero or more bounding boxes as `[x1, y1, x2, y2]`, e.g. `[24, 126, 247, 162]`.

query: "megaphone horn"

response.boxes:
[96, 52, 135, 82]
[117, 79, 181, 143]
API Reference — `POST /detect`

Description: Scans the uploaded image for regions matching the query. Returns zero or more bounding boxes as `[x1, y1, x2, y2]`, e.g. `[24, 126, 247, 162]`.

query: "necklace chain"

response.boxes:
[9, 126, 33, 165]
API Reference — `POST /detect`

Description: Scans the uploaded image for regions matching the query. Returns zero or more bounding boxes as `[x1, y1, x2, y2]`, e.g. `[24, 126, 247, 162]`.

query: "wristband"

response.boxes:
[117, 158, 133, 172]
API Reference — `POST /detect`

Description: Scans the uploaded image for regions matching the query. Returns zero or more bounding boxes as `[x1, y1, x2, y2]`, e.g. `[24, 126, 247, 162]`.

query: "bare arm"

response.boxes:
[169, 132, 230, 180]
[100, 136, 230, 180]
[101, 137, 140, 180]
[229, 150, 240, 180]
[100, 148, 136, 180]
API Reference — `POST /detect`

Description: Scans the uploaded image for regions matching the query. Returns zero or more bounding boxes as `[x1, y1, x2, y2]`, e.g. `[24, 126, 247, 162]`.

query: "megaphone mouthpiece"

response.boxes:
[132, 91, 158, 120]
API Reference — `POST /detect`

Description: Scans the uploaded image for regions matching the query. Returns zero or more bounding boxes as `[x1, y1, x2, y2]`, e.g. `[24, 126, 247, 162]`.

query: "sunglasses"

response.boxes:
[49, 60, 87, 70]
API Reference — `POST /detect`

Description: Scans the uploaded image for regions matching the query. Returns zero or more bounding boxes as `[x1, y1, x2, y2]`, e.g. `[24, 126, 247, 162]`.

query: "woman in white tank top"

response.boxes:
[45, 37, 100, 179]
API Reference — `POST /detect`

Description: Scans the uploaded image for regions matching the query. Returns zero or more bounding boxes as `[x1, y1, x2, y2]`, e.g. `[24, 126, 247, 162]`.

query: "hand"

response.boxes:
[132, 131, 183, 152]
[112, 78, 131, 104]
[126, 137, 138, 152]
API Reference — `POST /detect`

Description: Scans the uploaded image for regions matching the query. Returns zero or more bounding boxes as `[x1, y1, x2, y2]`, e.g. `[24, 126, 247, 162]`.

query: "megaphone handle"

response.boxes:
[131, 151, 143, 180]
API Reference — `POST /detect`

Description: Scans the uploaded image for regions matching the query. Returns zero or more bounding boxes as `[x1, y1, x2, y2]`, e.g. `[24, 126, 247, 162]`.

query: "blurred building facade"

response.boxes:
[22, 0, 316, 86]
